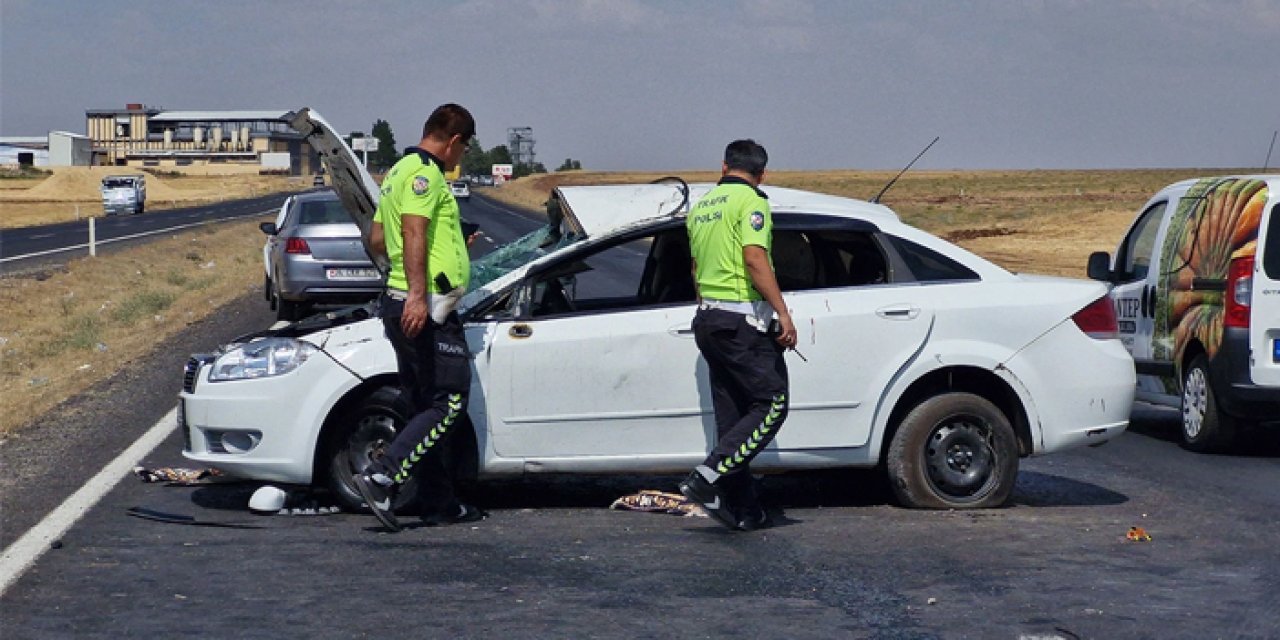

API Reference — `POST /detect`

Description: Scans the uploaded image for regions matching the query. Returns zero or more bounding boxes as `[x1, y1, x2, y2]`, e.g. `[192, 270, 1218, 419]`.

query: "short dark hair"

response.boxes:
[724, 139, 767, 177]
[423, 103, 475, 142]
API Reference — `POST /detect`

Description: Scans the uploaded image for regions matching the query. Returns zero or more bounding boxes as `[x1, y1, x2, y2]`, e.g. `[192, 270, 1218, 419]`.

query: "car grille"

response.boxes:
[183, 354, 216, 393]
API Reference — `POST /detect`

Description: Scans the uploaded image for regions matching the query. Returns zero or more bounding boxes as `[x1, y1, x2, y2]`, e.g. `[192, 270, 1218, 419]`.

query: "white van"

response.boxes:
[1089, 176, 1280, 451]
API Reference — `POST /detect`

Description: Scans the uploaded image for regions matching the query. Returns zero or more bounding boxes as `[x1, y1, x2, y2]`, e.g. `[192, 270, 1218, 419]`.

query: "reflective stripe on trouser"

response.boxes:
[716, 393, 787, 474]
[692, 308, 790, 482]
[392, 392, 464, 484]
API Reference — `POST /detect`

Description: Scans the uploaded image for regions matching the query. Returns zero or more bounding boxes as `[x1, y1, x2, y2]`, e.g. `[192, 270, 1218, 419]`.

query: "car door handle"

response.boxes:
[509, 324, 533, 339]
[876, 305, 920, 320]
[668, 326, 695, 337]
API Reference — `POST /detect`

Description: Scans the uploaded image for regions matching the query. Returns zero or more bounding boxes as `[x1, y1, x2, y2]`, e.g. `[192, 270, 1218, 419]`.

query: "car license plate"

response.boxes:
[326, 267, 378, 280]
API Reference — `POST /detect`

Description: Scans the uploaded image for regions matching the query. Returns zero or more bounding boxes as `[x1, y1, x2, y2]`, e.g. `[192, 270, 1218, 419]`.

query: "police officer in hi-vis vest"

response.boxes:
[679, 139, 796, 531]
[354, 103, 486, 532]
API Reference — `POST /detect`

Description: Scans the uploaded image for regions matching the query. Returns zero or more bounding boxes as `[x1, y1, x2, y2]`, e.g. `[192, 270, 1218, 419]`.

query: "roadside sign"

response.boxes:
[492, 163, 513, 184]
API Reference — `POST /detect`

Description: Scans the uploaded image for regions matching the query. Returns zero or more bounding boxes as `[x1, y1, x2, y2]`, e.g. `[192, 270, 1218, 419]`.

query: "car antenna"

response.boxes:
[870, 136, 940, 204]
[1264, 130, 1277, 171]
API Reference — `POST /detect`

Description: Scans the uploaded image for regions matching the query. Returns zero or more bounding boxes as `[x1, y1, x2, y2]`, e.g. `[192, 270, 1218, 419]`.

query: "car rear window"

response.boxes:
[298, 200, 353, 225]
[1265, 203, 1280, 279]
[887, 236, 979, 283]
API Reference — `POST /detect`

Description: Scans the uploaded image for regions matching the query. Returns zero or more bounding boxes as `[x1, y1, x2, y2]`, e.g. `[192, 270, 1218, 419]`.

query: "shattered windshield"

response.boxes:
[470, 226, 581, 289]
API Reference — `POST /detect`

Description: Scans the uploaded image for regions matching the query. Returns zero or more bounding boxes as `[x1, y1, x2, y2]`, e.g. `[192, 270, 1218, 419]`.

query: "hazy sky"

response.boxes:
[3, 0, 1278, 171]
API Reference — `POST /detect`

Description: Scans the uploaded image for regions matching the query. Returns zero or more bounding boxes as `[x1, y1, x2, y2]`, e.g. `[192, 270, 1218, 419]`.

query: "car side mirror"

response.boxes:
[1086, 251, 1113, 281]
[259, 222, 278, 235]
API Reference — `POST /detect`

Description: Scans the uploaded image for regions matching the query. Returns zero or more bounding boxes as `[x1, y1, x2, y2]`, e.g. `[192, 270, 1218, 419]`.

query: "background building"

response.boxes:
[84, 104, 320, 174]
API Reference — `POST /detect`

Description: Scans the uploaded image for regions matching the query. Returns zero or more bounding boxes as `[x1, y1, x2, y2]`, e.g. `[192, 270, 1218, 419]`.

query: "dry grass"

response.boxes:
[490, 168, 1240, 277]
[0, 219, 267, 436]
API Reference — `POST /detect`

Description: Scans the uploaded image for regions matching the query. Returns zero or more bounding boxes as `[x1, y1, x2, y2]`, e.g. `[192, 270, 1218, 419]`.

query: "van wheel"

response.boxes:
[887, 392, 1018, 509]
[324, 387, 420, 513]
[1180, 354, 1236, 453]
[263, 275, 273, 302]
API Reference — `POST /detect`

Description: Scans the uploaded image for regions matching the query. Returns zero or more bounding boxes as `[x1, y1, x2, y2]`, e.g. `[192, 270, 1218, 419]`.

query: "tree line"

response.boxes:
[359, 119, 582, 178]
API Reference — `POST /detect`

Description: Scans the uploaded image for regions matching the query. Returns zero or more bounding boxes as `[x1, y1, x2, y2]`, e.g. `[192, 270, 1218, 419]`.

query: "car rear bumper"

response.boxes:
[1210, 327, 1280, 422]
[1003, 322, 1136, 453]
[276, 259, 382, 302]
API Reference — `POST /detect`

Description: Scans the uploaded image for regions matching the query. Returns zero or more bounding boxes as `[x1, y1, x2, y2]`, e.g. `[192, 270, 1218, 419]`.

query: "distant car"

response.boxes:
[181, 108, 1135, 513]
[451, 180, 471, 200]
[260, 190, 382, 321]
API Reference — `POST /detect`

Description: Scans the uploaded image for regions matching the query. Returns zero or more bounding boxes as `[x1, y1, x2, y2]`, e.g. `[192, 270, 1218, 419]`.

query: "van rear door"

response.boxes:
[1252, 185, 1280, 387]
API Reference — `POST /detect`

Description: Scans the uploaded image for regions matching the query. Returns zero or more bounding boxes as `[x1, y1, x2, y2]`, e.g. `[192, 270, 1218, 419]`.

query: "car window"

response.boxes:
[519, 226, 898, 319]
[774, 230, 889, 290]
[527, 234, 656, 318]
[1117, 201, 1167, 281]
[1265, 203, 1280, 280]
[297, 199, 354, 225]
[885, 236, 979, 282]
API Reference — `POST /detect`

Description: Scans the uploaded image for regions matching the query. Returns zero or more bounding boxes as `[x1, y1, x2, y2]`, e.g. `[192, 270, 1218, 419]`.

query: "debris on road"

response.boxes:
[1126, 526, 1151, 542]
[609, 490, 707, 517]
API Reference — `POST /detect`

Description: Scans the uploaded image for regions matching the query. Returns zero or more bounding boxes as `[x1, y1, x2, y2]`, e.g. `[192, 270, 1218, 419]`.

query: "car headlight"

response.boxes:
[208, 338, 318, 381]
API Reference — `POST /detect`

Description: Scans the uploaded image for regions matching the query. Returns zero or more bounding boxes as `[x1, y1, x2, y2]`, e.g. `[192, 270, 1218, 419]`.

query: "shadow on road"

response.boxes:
[1011, 471, 1128, 507]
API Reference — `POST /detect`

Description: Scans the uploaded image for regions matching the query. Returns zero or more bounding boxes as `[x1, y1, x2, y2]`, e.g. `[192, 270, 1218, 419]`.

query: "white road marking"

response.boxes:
[28, 233, 54, 239]
[0, 407, 178, 596]
[0, 209, 275, 264]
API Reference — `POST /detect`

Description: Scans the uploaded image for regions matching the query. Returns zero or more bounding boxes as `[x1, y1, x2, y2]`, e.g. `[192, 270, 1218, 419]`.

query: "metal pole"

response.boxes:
[89, 217, 96, 257]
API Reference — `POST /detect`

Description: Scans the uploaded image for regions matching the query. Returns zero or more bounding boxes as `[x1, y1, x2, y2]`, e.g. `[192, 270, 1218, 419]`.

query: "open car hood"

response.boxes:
[286, 108, 388, 276]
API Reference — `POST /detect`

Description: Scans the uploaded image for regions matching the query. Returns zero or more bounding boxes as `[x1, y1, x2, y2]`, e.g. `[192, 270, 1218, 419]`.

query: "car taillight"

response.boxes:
[1072, 295, 1119, 340]
[1224, 255, 1253, 329]
[285, 237, 311, 254]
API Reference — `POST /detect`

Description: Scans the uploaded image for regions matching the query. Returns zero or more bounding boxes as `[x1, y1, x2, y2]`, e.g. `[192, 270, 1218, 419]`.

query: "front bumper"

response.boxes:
[179, 350, 356, 484]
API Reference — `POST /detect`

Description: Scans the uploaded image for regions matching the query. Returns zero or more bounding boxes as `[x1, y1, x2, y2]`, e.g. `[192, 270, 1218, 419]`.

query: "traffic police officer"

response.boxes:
[354, 103, 485, 532]
[679, 139, 796, 531]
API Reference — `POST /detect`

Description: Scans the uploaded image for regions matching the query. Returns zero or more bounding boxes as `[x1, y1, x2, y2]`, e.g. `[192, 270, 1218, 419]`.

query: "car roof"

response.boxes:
[293, 189, 339, 202]
[555, 182, 901, 238]
[1161, 174, 1280, 194]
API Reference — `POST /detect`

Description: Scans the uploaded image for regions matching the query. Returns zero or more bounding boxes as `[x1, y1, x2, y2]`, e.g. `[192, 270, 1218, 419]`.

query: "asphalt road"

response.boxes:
[0, 192, 296, 274]
[5, 193, 1280, 639]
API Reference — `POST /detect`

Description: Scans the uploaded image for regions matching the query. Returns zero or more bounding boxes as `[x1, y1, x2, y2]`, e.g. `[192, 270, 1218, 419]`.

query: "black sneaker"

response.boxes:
[420, 503, 488, 527]
[678, 470, 738, 530]
[735, 505, 773, 532]
[354, 473, 400, 532]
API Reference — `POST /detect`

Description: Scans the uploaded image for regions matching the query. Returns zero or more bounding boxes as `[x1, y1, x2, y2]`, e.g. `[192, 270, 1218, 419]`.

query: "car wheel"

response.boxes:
[1180, 354, 1236, 453]
[263, 275, 272, 302]
[276, 296, 306, 322]
[324, 387, 420, 513]
[886, 392, 1018, 509]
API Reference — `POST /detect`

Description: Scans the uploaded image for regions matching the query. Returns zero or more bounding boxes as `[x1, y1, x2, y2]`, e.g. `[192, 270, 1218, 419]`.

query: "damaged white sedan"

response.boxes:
[179, 109, 1135, 512]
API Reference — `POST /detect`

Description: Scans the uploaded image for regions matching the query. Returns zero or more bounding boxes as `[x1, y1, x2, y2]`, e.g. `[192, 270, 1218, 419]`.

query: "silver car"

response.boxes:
[260, 190, 382, 321]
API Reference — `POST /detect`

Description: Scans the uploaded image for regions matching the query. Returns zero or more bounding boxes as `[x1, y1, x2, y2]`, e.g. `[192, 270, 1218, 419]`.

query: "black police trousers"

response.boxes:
[692, 308, 790, 507]
[375, 294, 471, 512]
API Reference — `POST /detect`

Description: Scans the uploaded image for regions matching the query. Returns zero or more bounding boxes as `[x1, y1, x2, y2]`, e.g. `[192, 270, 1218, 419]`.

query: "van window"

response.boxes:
[1265, 203, 1280, 279]
[1119, 201, 1166, 281]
